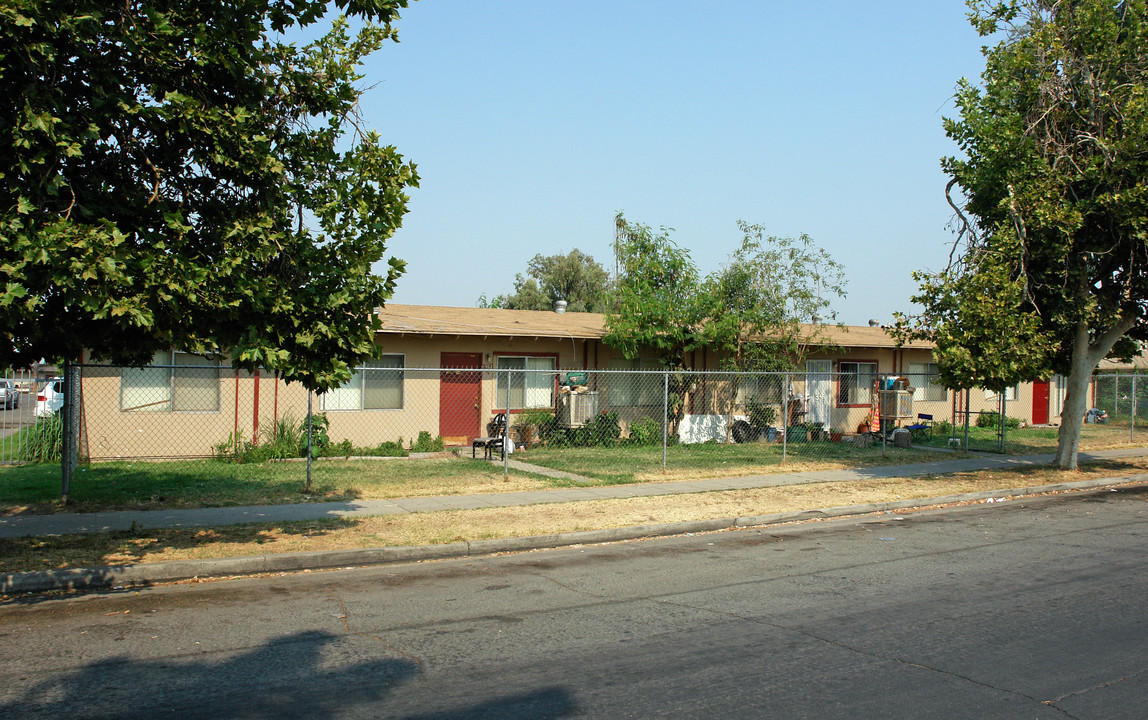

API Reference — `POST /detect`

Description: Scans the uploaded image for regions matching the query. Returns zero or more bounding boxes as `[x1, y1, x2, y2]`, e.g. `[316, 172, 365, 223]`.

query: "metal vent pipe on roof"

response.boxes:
[868, 318, 880, 327]
[554, 299, 567, 314]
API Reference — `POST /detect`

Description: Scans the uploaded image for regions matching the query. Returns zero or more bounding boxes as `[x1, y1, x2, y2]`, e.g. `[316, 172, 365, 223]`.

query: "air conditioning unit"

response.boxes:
[557, 391, 598, 428]
[879, 390, 913, 420]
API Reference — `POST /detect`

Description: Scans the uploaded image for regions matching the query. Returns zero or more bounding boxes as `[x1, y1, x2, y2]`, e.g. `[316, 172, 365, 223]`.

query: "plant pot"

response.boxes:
[857, 423, 871, 435]
[830, 431, 843, 442]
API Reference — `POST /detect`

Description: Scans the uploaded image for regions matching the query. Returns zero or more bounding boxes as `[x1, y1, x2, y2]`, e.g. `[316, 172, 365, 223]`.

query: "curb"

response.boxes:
[4, 474, 1147, 595]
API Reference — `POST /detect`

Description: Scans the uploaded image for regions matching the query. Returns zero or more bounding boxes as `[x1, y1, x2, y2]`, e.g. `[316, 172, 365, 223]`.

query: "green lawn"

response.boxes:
[0, 456, 553, 514]
[916, 423, 1139, 454]
[516, 439, 956, 483]
[4, 422, 1144, 515]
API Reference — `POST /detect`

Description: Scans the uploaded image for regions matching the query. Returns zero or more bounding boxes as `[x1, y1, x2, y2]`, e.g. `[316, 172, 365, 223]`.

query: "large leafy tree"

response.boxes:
[478, 249, 611, 312]
[0, 0, 418, 391]
[896, 0, 1148, 469]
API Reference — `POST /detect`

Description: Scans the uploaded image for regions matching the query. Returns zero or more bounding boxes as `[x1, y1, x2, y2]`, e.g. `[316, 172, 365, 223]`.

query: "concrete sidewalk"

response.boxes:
[3, 447, 1147, 540]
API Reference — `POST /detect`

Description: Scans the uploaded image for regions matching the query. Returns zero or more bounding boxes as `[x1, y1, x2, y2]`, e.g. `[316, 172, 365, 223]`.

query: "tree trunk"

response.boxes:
[1054, 355, 1090, 470]
[1053, 317, 1138, 470]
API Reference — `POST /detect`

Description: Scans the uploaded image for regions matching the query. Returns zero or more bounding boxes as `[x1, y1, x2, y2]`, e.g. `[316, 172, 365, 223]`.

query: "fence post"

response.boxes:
[305, 390, 313, 493]
[964, 388, 970, 451]
[1132, 375, 1137, 443]
[880, 375, 887, 457]
[1113, 376, 1120, 420]
[998, 392, 1006, 453]
[782, 372, 789, 463]
[662, 370, 669, 474]
[60, 360, 79, 503]
[504, 367, 511, 480]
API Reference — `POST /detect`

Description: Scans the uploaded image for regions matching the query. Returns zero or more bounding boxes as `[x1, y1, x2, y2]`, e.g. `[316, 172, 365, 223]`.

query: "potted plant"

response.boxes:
[809, 421, 827, 442]
[857, 410, 874, 435]
[515, 408, 555, 449]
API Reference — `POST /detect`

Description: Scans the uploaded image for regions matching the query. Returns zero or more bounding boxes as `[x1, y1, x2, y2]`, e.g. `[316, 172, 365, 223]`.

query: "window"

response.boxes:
[909, 362, 947, 402]
[736, 374, 783, 405]
[120, 351, 221, 412]
[984, 385, 1018, 402]
[838, 362, 876, 406]
[608, 358, 662, 407]
[495, 356, 556, 409]
[324, 355, 404, 411]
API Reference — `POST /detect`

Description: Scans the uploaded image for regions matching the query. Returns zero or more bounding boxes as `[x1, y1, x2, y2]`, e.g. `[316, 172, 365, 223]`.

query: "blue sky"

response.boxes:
[356, 1, 988, 326]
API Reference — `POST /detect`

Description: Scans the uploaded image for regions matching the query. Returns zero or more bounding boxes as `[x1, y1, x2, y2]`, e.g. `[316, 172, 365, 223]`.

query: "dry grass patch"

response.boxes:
[4, 458, 1147, 575]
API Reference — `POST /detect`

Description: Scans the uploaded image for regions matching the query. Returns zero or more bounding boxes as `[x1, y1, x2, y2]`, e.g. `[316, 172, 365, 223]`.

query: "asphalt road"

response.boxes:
[1, 487, 1146, 719]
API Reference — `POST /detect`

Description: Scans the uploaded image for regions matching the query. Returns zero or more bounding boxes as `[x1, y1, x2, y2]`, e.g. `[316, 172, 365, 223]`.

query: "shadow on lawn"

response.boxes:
[0, 516, 360, 578]
[0, 460, 364, 515]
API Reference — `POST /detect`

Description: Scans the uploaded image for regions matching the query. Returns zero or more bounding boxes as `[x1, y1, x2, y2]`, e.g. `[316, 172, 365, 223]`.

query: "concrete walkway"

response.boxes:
[3, 447, 1147, 539]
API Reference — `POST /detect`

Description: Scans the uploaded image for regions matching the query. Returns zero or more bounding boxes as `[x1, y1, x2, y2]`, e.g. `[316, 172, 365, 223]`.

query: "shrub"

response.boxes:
[370, 440, 407, 457]
[934, 420, 954, 436]
[976, 411, 1020, 429]
[304, 413, 331, 453]
[627, 416, 663, 446]
[542, 410, 622, 447]
[745, 400, 776, 429]
[409, 431, 444, 453]
[16, 413, 62, 463]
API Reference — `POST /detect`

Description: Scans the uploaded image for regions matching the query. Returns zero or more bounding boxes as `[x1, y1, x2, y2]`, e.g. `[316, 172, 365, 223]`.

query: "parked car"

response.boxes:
[35, 378, 64, 417]
[0, 380, 18, 410]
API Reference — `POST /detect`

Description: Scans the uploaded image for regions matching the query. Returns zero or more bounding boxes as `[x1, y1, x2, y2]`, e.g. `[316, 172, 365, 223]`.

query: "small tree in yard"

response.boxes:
[605, 212, 845, 435]
[894, 0, 1148, 469]
[0, 0, 418, 393]
[702, 221, 846, 374]
[605, 214, 704, 434]
[702, 222, 846, 435]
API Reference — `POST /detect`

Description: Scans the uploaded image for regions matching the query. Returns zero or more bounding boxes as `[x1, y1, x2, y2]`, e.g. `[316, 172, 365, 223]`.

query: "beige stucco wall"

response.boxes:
[76, 334, 1050, 459]
[78, 366, 311, 460]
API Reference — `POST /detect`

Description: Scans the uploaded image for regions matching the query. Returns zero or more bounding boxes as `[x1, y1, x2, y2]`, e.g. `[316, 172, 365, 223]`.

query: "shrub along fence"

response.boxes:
[15, 365, 1144, 487]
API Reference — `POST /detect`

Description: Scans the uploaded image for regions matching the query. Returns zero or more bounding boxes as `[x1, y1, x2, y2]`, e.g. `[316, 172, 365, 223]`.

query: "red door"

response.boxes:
[1032, 379, 1050, 425]
[440, 352, 483, 443]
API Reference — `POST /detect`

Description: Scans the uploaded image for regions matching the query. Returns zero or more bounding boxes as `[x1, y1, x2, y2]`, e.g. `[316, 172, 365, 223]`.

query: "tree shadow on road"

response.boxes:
[0, 629, 578, 719]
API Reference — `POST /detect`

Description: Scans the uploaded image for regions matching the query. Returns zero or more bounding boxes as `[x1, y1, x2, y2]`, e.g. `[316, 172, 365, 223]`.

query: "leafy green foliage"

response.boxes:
[893, 1, 1148, 468]
[607, 214, 845, 373]
[701, 222, 846, 373]
[744, 400, 777, 429]
[409, 431, 444, 453]
[976, 411, 1020, 430]
[14, 413, 62, 463]
[625, 416, 664, 446]
[542, 410, 622, 447]
[605, 215, 703, 369]
[479, 250, 611, 312]
[606, 213, 845, 436]
[0, 0, 417, 391]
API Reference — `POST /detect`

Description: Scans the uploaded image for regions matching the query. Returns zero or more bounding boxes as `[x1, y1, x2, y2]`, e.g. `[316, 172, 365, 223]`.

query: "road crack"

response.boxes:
[1046, 665, 1148, 705]
[327, 586, 423, 669]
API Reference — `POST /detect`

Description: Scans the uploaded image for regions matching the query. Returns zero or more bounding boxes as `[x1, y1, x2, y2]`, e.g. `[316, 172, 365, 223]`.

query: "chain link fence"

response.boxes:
[12, 364, 1145, 474]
